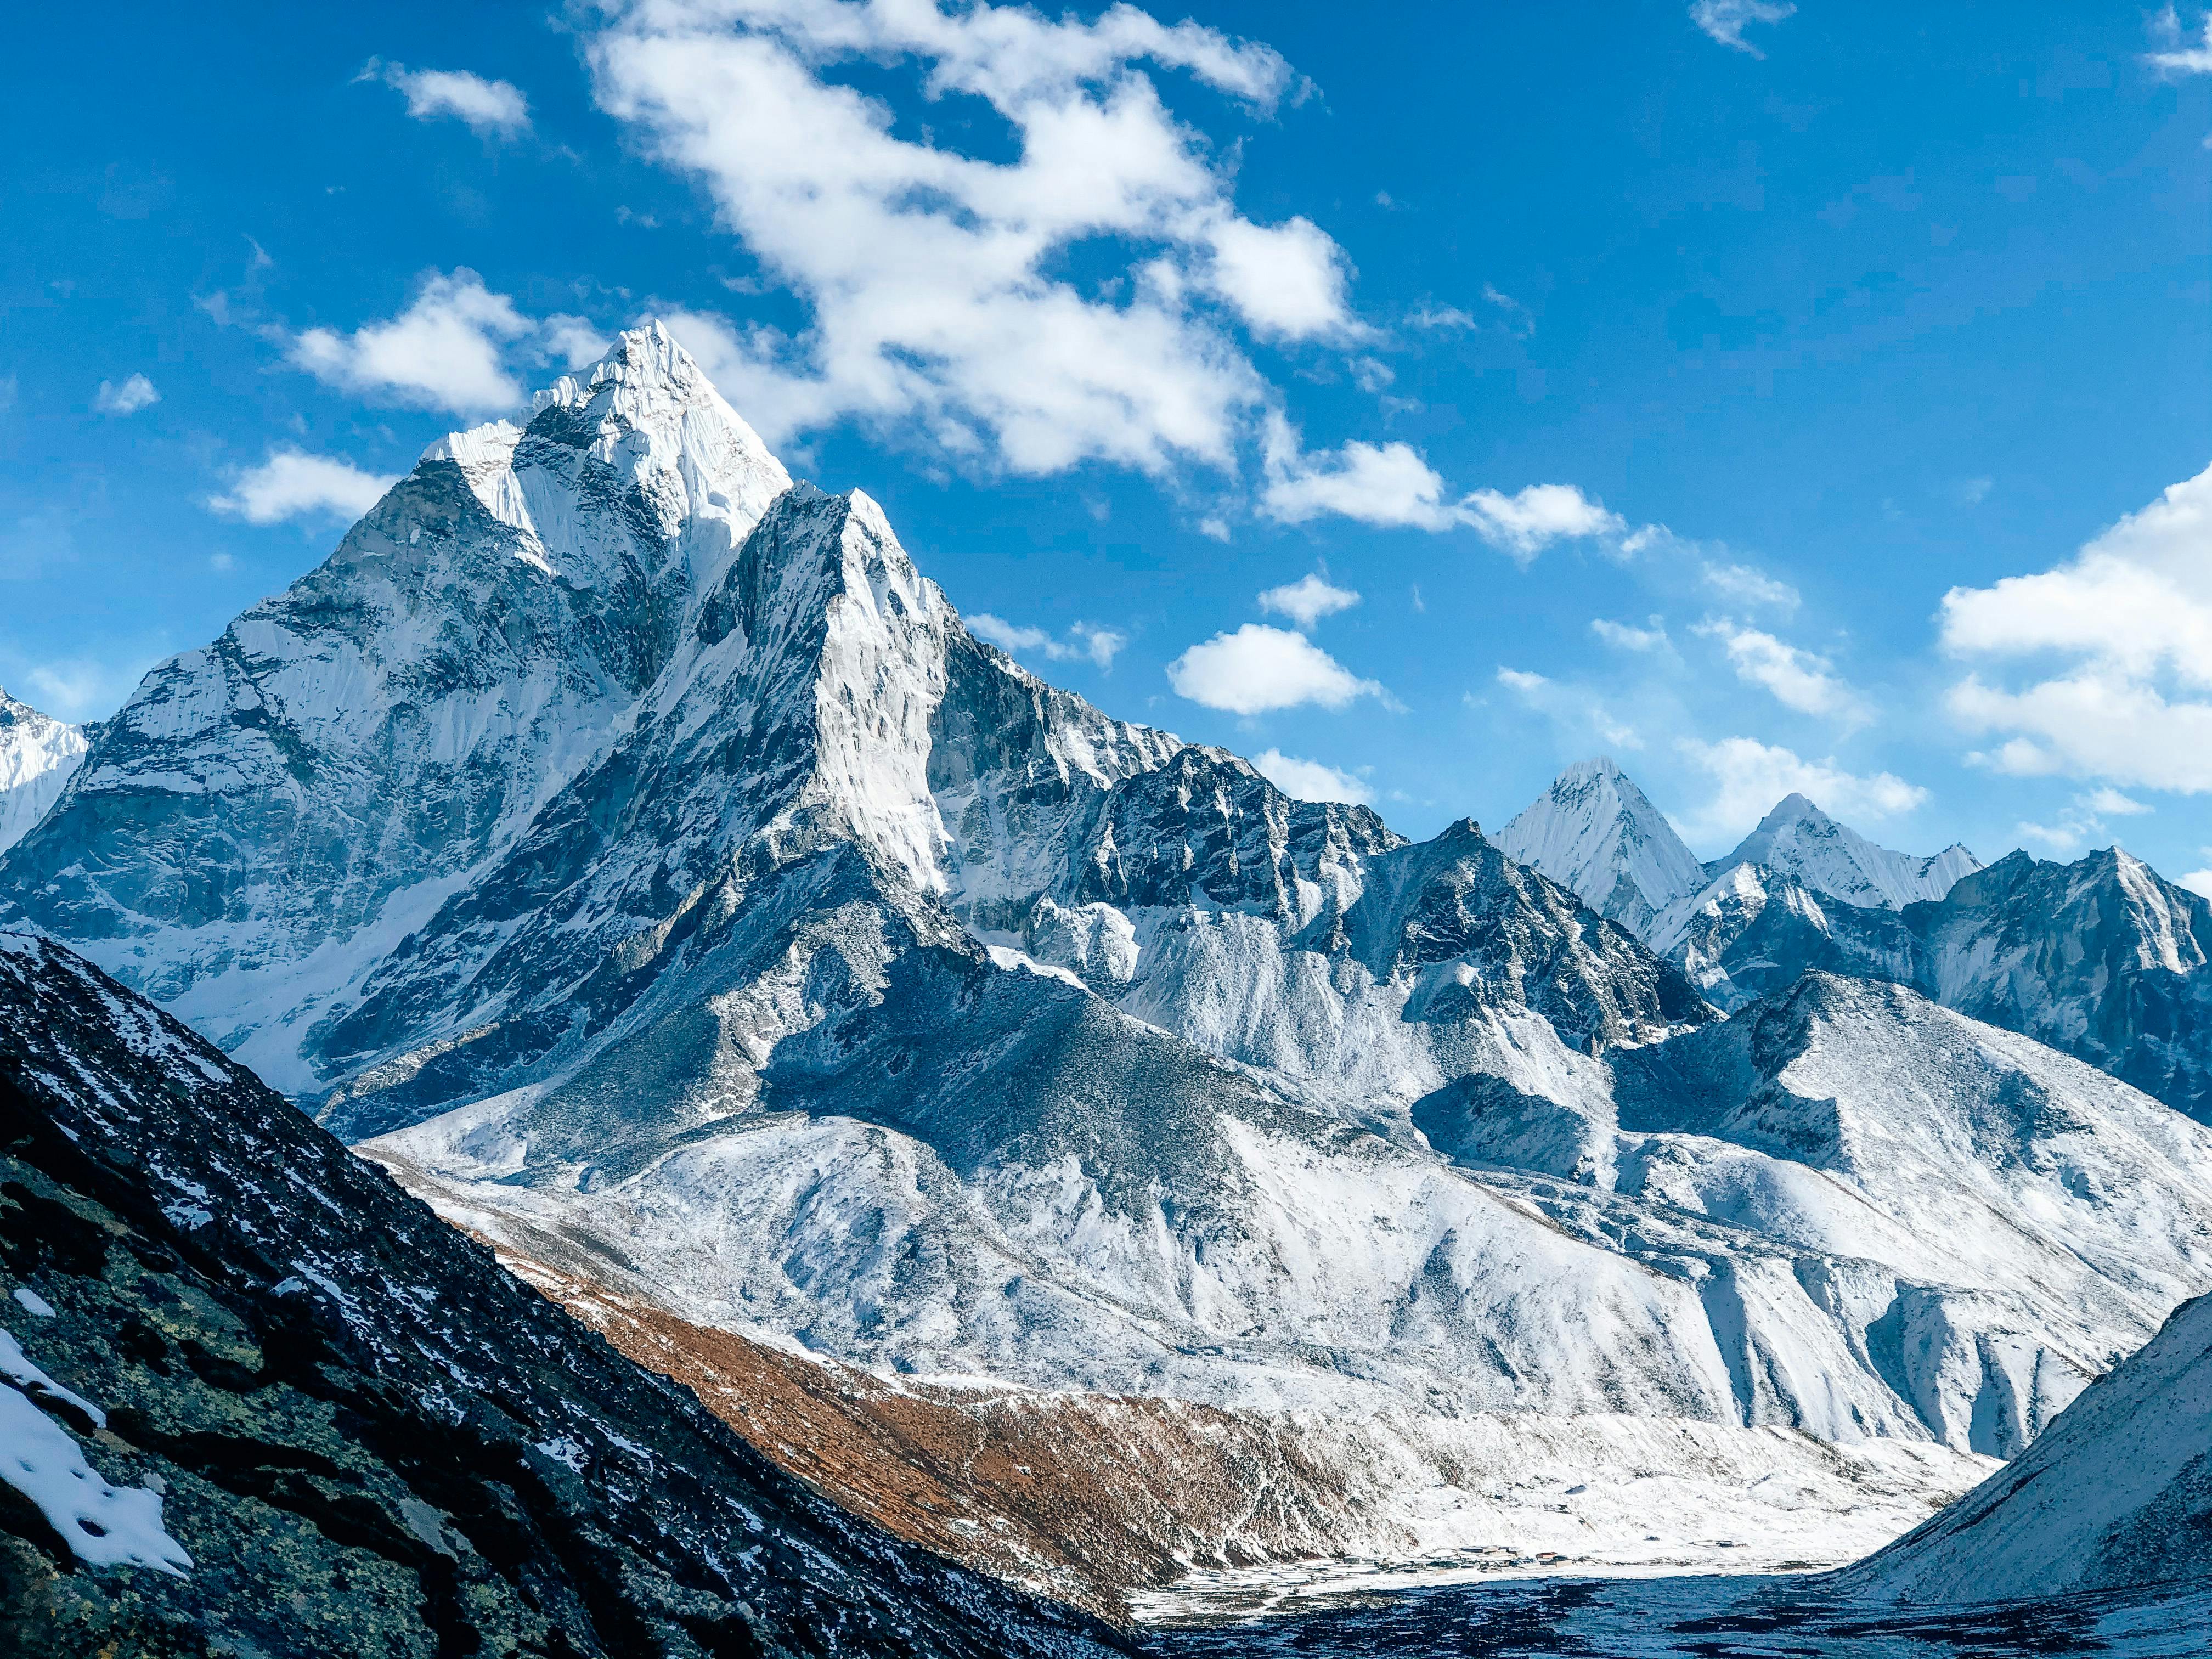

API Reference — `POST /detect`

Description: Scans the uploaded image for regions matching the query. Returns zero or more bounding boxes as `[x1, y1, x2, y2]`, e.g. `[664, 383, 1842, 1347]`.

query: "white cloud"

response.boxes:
[1700, 559, 1801, 614]
[1481, 284, 1534, 338]
[1260, 417, 1462, 529]
[1956, 476, 1995, 507]
[94, 374, 159, 415]
[8, 654, 159, 723]
[2147, 8, 2212, 76]
[1259, 572, 1359, 628]
[539, 315, 611, 369]
[1696, 620, 1869, 724]
[1168, 623, 1385, 714]
[2016, 791, 2149, 859]
[1406, 303, 1476, 331]
[1259, 415, 1621, 555]
[290, 269, 537, 415]
[1942, 460, 2212, 791]
[208, 552, 235, 573]
[1691, 0, 1796, 59]
[369, 60, 532, 136]
[1494, 667, 1643, 752]
[2087, 786, 2152, 816]
[1462, 484, 1624, 563]
[1590, 617, 1670, 652]
[1252, 748, 1373, 805]
[968, 614, 1126, 669]
[1676, 736, 1925, 844]
[207, 450, 397, 525]
[585, 0, 1358, 476]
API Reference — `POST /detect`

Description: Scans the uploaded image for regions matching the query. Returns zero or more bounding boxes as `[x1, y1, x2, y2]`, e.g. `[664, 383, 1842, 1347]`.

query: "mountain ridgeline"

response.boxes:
[5, 328, 2212, 1618]
[1500, 756, 2212, 1125]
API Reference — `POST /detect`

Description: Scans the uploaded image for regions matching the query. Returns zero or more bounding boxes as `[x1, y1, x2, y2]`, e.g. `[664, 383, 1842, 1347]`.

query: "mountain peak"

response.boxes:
[0, 687, 88, 856]
[1494, 757, 1706, 935]
[1712, 793, 1975, 912]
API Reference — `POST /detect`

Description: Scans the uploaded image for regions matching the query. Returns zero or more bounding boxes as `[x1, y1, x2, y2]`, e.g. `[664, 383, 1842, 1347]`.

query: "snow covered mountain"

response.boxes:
[0, 688, 87, 855]
[1706, 793, 1978, 912]
[0, 929, 1118, 1656]
[11, 332, 2212, 1605]
[1838, 1288, 2212, 1604]
[1493, 757, 1708, 936]
[1521, 759, 2212, 1125]
[0, 324, 792, 1092]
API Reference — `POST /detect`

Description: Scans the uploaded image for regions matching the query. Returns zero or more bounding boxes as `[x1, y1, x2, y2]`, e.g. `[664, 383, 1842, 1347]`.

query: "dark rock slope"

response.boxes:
[0, 929, 1121, 1658]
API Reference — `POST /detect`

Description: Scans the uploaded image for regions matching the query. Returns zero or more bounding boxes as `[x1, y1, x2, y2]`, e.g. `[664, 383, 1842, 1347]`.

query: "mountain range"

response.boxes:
[5, 327, 2211, 1621]
[1501, 754, 2212, 1124]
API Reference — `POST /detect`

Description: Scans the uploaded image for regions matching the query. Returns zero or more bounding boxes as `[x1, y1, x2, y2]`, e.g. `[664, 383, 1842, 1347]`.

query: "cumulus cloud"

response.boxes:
[1691, 0, 1796, 59]
[1943, 460, 2212, 791]
[1168, 624, 1385, 714]
[1258, 572, 1359, 628]
[1676, 736, 1925, 844]
[585, 0, 1363, 475]
[1494, 667, 1643, 751]
[93, 374, 159, 416]
[1259, 414, 1620, 553]
[968, 613, 1125, 669]
[1701, 560, 1801, 613]
[1252, 748, 1373, 805]
[366, 60, 532, 136]
[1590, 617, 1670, 652]
[206, 450, 397, 525]
[1696, 620, 1869, 724]
[290, 270, 540, 415]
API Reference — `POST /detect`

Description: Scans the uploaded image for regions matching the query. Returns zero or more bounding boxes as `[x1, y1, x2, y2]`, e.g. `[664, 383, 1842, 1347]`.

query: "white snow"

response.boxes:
[1494, 757, 1707, 933]
[1708, 792, 1977, 911]
[0, 1328, 191, 1577]
[12, 1288, 55, 1318]
[0, 689, 89, 855]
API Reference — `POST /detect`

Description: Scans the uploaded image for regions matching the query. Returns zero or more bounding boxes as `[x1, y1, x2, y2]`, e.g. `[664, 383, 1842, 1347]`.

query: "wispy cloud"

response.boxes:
[1690, 0, 1796, 59]
[363, 60, 532, 136]
[1696, 619, 1870, 725]
[1676, 736, 1925, 844]
[967, 614, 1126, 670]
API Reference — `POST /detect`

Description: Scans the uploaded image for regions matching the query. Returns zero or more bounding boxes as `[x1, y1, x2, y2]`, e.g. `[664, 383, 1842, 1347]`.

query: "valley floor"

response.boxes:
[1138, 1572, 2212, 1657]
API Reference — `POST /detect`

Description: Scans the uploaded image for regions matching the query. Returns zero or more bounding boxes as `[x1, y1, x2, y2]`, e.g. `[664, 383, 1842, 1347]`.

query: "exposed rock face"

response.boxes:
[0, 929, 1119, 1657]
[1837, 1289, 2212, 1605]
[0, 690, 86, 856]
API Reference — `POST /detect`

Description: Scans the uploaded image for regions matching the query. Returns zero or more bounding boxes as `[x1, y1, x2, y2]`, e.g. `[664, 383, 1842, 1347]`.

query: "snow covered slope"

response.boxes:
[1837, 1289, 2212, 1604]
[1707, 793, 1978, 911]
[1494, 757, 1708, 937]
[0, 689, 86, 854]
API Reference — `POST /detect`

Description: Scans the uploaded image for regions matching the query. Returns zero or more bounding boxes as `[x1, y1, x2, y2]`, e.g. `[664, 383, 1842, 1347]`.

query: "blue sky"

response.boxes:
[3, 1, 2209, 881]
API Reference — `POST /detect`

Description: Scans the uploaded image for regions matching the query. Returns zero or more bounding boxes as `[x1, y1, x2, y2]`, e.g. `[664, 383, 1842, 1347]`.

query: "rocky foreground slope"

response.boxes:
[0, 929, 1119, 1656]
